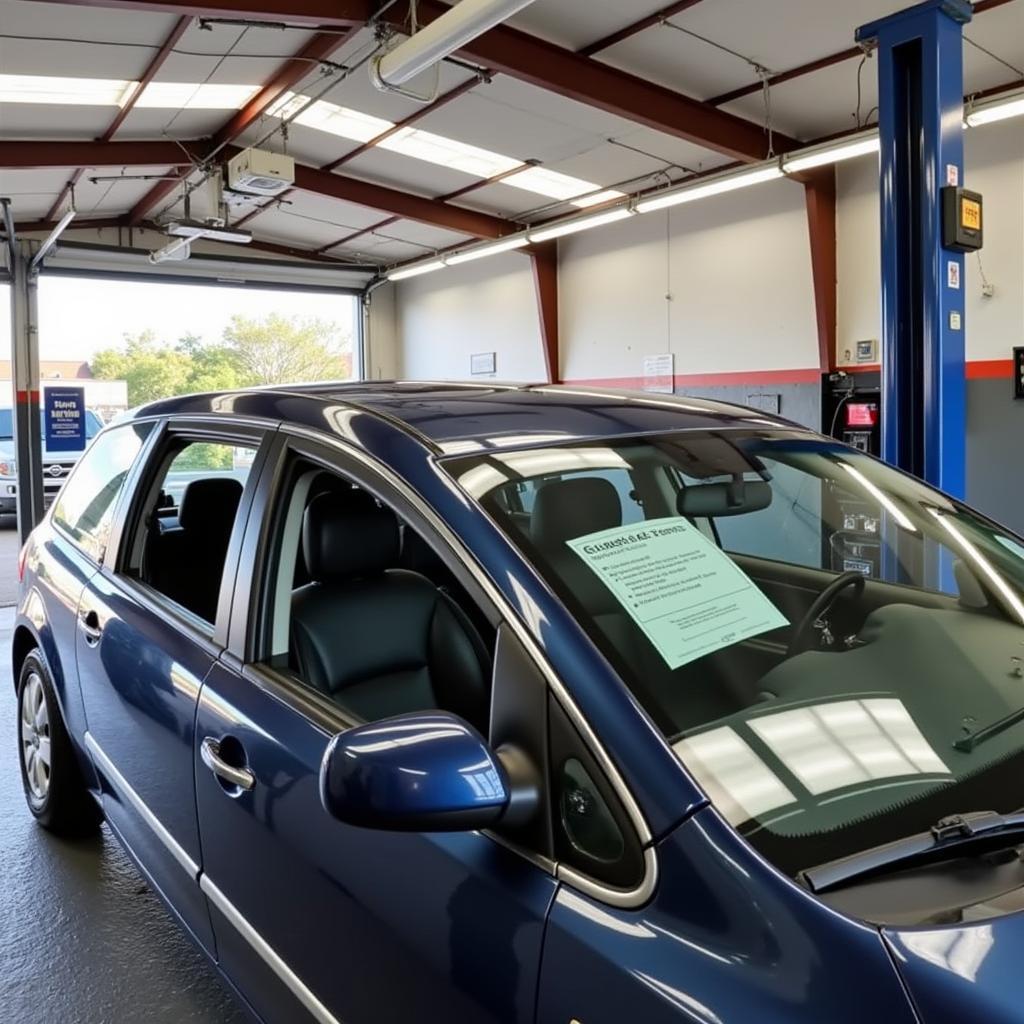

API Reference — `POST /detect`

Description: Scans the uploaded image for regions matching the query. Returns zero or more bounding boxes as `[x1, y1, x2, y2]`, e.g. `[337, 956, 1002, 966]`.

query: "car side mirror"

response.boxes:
[320, 711, 537, 832]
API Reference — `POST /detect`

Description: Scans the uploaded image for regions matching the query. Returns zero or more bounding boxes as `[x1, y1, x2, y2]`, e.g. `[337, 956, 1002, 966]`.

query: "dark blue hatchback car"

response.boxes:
[15, 381, 1024, 1024]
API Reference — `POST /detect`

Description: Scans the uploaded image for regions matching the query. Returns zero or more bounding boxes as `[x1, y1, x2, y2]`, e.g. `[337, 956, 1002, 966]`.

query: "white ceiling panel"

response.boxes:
[271, 190, 387, 232]
[963, 3, 1024, 98]
[0, 0, 177, 45]
[379, 219, 470, 249]
[340, 149, 479, 200]
[508, 0, 666, 51]
[74, 170, 173, 217]
[723, 56, 878, 142]
[0, 103, 112, 138]
[244, 206, 363, 250]
[0, 166, 69, 219]
[0, 36, 154, 80]
[116, 108, 239, 140]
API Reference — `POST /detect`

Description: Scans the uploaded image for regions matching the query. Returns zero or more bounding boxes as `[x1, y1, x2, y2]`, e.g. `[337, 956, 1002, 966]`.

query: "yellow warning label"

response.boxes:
[961, 198, 981, 231]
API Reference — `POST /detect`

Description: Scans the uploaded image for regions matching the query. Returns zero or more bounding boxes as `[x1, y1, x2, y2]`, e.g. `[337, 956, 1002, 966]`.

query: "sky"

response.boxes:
[0, 276, 358, 362]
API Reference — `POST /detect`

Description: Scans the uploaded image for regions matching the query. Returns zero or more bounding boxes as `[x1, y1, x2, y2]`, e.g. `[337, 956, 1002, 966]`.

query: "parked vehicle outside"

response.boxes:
[12, 381, 1024, 1024]
[0, 405, 105, 520]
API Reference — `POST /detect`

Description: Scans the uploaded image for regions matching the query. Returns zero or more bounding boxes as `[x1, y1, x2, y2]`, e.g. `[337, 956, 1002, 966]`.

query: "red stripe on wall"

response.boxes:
[966, 359, 1014, 380]
[569, 368, 823, 389]
[14, 389, 40, 405]
[569, 361, 1014, 389]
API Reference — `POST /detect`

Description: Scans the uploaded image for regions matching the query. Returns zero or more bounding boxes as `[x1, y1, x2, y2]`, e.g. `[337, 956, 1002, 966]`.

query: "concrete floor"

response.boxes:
[0, 606, 249, 1023]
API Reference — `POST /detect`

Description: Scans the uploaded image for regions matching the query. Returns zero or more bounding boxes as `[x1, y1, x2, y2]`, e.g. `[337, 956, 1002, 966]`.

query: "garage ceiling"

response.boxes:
[0, 0, 1021, 274]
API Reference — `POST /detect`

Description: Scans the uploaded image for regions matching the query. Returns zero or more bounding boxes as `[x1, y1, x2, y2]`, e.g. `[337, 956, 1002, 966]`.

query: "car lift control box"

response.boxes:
[942, 186, 983, 252]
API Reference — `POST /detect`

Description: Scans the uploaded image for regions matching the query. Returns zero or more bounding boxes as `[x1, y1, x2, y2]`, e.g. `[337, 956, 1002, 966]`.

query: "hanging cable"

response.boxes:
[964, 35, 1024, 79]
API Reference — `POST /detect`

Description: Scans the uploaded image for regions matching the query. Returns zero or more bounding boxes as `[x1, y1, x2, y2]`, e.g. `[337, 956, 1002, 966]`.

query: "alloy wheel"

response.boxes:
[20, 672, 51, 802]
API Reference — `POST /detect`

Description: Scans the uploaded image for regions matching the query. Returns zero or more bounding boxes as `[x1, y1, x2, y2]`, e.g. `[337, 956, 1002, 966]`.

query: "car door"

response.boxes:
[75, 418, 270, 956]
[29, 421, 154, 750]
[193, 436, 559, 1024]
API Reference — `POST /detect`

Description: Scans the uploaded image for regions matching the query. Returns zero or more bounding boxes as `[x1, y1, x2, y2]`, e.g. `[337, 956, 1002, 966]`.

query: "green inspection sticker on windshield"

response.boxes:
[567, 516, 788, 670]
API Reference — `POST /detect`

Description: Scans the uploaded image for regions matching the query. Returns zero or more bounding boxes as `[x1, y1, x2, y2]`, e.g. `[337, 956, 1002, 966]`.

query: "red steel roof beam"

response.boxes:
[126, 30, 356, 225]
[45, 15, 192, 223]
[393, 0, 796, 160]
[578, 1, 707, 57]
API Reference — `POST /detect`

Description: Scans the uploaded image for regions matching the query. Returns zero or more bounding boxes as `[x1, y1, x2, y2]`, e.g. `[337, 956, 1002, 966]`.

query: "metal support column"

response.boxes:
[8, 237, 45, 541]
[857, 0, 971, 497]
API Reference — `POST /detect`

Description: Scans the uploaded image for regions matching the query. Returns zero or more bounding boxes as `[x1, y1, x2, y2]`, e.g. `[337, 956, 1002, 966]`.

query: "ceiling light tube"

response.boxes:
[446, 236, 529, 265]
[782, 131, 880, 173]
[965, 89, 1024, 127]
[372, 0, 539, 88]
[387, 259, 447, 282]
[636, 165, 783, 214]
[528, 207, 634, 243]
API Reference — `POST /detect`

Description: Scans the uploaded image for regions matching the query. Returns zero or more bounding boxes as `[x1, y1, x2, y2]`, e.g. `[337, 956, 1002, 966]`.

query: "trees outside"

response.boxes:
[91, 313, 354, 408]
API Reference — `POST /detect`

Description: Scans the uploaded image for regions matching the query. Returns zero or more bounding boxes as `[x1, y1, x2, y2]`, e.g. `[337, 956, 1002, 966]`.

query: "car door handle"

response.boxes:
[200, 737, 255, 792]
[78, 609, 103, 646]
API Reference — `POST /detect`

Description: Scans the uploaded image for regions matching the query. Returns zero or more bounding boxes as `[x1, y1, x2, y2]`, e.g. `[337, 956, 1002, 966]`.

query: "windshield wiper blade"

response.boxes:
[800, 810, 1024, 893]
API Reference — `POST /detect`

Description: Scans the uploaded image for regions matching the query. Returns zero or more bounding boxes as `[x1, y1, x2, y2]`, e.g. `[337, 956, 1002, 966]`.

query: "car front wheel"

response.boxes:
[17, 651, 102, 836]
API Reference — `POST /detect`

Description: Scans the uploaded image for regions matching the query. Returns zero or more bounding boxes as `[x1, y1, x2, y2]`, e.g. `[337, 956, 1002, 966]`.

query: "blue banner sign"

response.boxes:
[44, 387, 87, 452]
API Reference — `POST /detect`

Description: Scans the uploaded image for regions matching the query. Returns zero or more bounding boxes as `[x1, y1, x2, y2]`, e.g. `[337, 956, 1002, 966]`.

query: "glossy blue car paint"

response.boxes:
[320, 711, 510, 830]
[14, 381, 1018, 1024]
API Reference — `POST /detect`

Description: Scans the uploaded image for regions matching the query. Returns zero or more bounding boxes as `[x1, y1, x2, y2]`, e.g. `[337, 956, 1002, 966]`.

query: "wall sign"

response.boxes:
[642, 353, 674, 393]
[44, 387, 87, 452]
[470, 352, 496, 376]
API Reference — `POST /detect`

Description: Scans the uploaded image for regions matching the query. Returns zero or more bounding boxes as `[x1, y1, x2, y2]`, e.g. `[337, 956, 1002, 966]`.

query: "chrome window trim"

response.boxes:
[281, 424, 658, 909]
[200, 875, 341, 1024]
[84, 732, 199, 880]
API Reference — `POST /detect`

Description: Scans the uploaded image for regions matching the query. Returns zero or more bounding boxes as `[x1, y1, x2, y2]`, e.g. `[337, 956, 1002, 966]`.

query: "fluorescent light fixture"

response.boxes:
[529, 206, 634, 242]
[965, 89, 1024, 127]
[380, 127, 522, 178]
[387, 259, 447, 281]
[166, 220, 252, 244]
[782, 132, 880, 173]
[636, 165, 784, 214]
[501, 165, 625, 208]
[446, 236, 529, 265]
[0, 73, 133, 106]
[373, 0, 539, 88]
[135, 82, 259, 110]
[271, 94, 395, 143]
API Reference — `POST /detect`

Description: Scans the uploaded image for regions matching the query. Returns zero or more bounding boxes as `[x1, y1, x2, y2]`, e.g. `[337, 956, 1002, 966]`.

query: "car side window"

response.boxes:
[121, 437, 256, 625]
[260, 459, 496, 734]
[52, 423, 152, 562]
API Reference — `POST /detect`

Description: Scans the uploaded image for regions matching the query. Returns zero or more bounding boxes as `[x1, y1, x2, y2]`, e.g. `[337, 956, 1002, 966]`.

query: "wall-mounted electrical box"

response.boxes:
[1014, 347, 1024, 400]
[942, 186, 983, 252]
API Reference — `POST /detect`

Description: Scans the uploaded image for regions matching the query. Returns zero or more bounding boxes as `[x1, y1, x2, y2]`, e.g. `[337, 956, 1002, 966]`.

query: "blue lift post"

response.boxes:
[857, 0, 971, 499]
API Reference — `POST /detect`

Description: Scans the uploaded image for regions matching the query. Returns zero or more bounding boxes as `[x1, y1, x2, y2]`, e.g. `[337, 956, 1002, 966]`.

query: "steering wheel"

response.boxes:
[787, 571, 867, 657]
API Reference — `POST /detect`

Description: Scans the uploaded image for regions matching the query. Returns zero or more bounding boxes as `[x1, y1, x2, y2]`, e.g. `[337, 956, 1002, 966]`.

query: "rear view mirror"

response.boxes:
[320, 712, 513, 832]
[677, 479, 771, 518]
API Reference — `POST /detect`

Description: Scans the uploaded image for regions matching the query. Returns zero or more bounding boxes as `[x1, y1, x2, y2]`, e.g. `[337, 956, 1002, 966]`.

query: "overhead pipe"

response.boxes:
[372, 0, 538, 89]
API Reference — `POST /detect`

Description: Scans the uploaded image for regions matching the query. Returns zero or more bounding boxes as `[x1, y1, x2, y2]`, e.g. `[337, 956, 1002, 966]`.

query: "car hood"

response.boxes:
[884, 913, 1024, 1023]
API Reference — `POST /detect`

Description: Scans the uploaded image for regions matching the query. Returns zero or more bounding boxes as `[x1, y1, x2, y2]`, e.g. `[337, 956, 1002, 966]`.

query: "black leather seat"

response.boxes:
[148, 477, 243, 622]
[530, 477, 624, 613]
[290, 493, 491, 730]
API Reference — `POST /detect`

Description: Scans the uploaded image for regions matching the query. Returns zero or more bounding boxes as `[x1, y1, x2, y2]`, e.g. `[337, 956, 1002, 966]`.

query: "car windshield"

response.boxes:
[0, 408, 104, 446]
[445, 429, 1024, 877]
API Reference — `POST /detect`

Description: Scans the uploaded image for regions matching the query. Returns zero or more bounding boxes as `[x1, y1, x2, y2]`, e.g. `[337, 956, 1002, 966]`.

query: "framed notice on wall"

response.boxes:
[642, 353, 674, 393]
[470, 352, 496, 376]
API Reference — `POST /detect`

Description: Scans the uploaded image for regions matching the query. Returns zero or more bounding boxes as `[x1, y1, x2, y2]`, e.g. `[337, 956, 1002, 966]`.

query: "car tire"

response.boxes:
[17, 651, 102, 837]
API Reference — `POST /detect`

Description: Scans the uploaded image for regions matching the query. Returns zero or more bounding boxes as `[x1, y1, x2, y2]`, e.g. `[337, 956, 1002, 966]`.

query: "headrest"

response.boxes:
[302, 491, 400, 581]
[179, 477, 243, 536]
[531, 477, 622, 549]
[677, 479, 771, 518]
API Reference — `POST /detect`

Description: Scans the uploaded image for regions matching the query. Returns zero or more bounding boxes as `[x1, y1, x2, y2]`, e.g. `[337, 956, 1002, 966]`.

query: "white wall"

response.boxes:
[384, 117, 1024, 384]
[559, 176, 819, 382]
[365, 281, 400, 380]
[837, 116, 1024, 366]
[394, 252, 547, 382]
